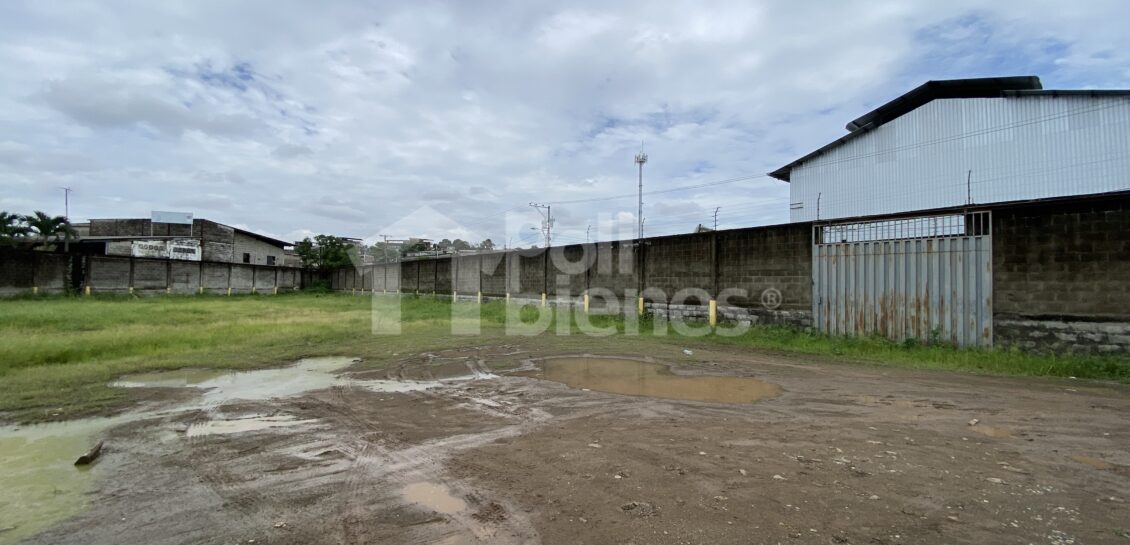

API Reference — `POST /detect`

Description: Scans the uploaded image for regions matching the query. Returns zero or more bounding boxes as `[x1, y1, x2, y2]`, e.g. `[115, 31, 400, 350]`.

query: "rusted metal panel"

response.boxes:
[813, 212, 992, 347]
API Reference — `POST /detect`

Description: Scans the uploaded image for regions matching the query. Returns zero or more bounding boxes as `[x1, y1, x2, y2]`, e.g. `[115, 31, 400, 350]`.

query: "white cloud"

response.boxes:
[1, 0, 1127, 243]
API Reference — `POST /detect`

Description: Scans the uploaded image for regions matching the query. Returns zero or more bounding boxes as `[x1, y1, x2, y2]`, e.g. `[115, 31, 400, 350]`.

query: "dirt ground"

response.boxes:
[20, 344, 1130, 545]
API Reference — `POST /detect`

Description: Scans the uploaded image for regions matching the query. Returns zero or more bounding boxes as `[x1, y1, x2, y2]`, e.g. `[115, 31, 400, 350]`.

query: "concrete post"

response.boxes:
[584, 291, 590, 313]
[541, 292, 547, 307]
[709, 299, 718, 327]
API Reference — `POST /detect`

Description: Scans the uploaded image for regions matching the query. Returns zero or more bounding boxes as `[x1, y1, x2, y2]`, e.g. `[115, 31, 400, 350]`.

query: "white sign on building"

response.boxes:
[151, 211, 194, 225]
[130, 239, 202, 261]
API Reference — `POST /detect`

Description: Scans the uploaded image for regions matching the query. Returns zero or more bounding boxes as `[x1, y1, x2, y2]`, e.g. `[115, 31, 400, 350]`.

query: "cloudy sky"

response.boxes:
[1, 1, 1127, 247]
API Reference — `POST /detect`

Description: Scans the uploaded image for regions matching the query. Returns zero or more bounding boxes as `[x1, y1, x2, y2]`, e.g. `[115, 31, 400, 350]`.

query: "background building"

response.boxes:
[74, 218, 293, 266]
[771, 76, 1130, 222]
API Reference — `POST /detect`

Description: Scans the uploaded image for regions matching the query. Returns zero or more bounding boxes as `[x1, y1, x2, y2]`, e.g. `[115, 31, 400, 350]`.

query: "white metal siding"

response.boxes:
[789, 95, 1130, 221]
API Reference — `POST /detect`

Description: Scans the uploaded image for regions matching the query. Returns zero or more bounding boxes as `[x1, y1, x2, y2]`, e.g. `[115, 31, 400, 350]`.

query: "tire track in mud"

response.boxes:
[317, 379, 545, 545]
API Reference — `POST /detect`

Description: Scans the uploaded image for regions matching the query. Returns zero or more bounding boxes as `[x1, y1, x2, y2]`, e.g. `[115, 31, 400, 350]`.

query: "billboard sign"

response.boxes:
[152, 211, 193, 225]
[131, 239, 202, 261]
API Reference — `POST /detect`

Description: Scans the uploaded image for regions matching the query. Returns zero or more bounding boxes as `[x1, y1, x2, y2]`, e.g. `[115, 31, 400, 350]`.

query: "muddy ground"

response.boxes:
[18, 345, 1130, 545]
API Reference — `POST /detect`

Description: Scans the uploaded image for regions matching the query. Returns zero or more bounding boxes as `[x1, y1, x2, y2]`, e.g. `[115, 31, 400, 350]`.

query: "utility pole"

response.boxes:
[586, 224, 591, 243]
[529, 202, 553, 248]
[635, 150, 648, 240]
[713, 206, 720, 230]
[60, 187, 72, 219]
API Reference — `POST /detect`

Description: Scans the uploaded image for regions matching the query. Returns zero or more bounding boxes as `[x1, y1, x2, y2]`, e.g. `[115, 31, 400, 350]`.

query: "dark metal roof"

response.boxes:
[233, 228, 292, 249]
[769, 76, 1044, 182]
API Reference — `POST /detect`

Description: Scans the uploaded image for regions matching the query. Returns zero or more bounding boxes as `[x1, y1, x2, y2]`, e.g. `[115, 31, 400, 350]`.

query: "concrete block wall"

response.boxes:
[253, 267, 277, 290]
[170, 262, 200, 293]
[716, 223, 812, 311]
[589, 242, 639, 307]
[643, 233, 712, 303]
[993, 196, 1130, 353]
[202, 262, 230, 292]
[228, 265, 255, 293]
[514, 250, 545, 297]
[547, 245, 592, 297]
[453, 254, 480, 293]
[133, 260, 167, 291]
[89, 257, 131, 293]
[34, 254, 70, 294]
[0, 251, 71, 295]
[481, 253, 507, 296]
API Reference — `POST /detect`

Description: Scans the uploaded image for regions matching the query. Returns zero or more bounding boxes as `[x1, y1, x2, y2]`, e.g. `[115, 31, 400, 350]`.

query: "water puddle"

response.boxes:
[186, 414, 319, 438]
[528, 356, 781, 404]
[1, 356, 491, 544]
[0, 415, 138, 545]
[401, 481, 467, 515]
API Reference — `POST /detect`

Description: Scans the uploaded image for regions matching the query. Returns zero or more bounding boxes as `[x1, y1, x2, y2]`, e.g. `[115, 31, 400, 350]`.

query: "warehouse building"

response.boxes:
[771, 76, 1130, 222]
[73, 217, 294, 266]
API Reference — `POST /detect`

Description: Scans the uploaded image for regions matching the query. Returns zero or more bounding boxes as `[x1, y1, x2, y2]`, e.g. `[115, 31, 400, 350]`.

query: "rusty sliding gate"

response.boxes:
[812, 211, 992, 347]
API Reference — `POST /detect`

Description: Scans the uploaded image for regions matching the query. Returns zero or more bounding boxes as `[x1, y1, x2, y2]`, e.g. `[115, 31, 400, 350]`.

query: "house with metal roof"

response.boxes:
[770, 76, 1130, 222]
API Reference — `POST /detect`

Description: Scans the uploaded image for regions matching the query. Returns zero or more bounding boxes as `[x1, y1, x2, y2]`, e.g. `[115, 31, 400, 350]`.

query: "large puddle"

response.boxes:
[530, 356, 782, 404]
[0, 356, 481, 545]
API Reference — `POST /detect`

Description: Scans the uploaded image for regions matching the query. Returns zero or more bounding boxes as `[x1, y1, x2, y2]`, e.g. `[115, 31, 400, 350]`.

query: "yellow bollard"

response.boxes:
[227, 287, 232, 296]
[541, 293, 547, 307]
[453, 291, 458, 302]
[199, 286, 204, 295]
[274, 286, 278, 295]
[477, 291, 482, 304]
[129, 286, 134, 295]
[32, 286, 38, 295]
[638, 296, 644, 316]
[708, 299, 718, 327]
[84, 286, 91, 296]
[583, 292, 590, 313]
[166, 287, 171, 295]
[506, 292, 510, 305]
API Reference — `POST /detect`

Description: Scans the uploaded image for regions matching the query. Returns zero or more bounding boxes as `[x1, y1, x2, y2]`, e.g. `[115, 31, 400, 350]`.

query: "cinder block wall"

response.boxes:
[643, 233, 712, 303]
[716, 224, 812, 311]
[993, 196, 1130, 353]
[480, 253, 507, 296]
[515, 250, 544, 297]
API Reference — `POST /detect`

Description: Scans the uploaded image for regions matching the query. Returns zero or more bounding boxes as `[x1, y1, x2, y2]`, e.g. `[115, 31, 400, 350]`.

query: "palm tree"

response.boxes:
[23, 211, 76, 250]
[0, 211, 29, 246]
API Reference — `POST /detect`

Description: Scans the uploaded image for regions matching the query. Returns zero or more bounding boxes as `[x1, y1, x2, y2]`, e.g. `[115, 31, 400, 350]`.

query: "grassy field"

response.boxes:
[1, 292, 1126, 423]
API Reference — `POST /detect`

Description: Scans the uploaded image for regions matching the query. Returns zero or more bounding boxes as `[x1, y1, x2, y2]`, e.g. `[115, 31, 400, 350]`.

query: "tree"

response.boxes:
[399, 238, 433, 257]
[23, 211, 75, 250]
[0, 211, 29, 246]
[451, 239, 471, 251]
[478, 239, 495, 251]
[294, 235, 354, 271]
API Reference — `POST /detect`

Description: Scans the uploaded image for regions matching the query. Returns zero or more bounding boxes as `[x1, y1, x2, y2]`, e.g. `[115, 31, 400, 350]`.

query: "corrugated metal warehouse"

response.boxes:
[771, 76, 1130, 222]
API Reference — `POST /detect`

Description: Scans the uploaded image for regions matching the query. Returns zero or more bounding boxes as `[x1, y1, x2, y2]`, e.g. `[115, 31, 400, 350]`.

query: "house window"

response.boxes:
[266, 255, 276, 266]
[242, 253, 251, 264]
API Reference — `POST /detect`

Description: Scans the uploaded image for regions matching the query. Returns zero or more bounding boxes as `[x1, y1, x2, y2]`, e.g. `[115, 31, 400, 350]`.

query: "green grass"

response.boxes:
[0, 292, 1126, 423]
